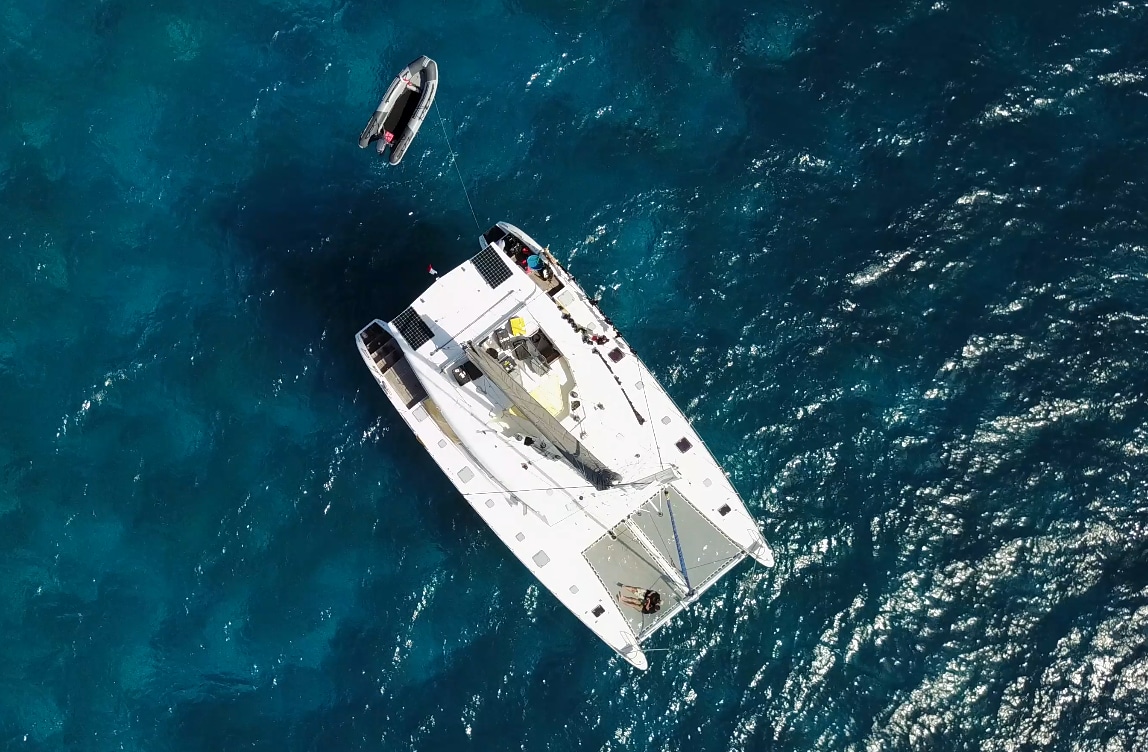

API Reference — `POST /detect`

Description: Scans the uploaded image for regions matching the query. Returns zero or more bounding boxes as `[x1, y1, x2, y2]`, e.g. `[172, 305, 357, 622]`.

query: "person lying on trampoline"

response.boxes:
[618, 585, 662, 614]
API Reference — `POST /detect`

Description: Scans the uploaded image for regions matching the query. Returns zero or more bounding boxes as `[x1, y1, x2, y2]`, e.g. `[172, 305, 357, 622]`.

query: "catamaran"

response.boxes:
[356, 223, 774, 669]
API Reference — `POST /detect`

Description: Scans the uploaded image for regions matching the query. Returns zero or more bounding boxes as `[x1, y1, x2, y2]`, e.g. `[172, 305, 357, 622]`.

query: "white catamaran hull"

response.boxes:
[356, 223, 774, 669]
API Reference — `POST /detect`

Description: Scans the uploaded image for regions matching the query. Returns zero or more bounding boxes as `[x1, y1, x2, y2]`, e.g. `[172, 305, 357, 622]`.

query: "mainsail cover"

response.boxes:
[462, 341, 620, 491]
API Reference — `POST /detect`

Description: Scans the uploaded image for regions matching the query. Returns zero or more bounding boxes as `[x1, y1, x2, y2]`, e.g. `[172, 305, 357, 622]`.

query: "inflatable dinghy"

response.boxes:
[358, 56, 438, 165]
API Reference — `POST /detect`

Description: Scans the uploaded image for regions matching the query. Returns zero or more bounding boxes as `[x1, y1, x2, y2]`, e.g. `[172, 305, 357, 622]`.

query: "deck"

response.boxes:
[584, 485, 747, 639]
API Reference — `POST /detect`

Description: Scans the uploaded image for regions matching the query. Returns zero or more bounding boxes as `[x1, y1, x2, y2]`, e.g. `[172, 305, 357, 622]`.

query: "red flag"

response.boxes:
[427, 265, 438, 276]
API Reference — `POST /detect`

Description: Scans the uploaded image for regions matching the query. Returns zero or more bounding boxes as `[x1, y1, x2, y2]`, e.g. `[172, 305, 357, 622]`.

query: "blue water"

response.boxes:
[3, 0, 1147, 749]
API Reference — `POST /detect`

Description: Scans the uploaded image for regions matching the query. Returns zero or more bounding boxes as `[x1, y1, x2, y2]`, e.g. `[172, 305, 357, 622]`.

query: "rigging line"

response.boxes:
[623, 518, 690, 596]
[636, 367, 690, 588]
[717, 499, 772, 551]
[546, 493, 620, 529]
[637, 362, 664, 471]
[663, 491, 694, 594]
[688, 551, 753, 571]
[434, 99, 482, 232]
[590, 348, 645, 425]
[638, 497, 683, 585]
[458, 478, 678, 497]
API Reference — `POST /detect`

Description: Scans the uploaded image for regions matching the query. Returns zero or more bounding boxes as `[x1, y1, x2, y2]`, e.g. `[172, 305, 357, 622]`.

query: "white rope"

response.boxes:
[435, 99, 482, 231]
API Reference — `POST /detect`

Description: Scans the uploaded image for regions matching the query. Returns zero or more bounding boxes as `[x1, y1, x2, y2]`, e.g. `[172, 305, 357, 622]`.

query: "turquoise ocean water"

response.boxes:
[2, 0, 1147, 749]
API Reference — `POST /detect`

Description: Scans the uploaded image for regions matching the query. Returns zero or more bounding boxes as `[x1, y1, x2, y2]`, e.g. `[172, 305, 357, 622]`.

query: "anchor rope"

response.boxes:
[434, 99, 482, 232]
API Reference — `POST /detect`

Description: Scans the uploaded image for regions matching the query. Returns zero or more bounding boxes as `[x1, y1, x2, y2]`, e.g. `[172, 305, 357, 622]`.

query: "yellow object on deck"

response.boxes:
[508, 317, 527, 336]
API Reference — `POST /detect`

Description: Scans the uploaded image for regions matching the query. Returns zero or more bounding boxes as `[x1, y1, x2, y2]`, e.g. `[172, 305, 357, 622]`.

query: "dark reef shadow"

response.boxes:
[131, 143, 530, 747]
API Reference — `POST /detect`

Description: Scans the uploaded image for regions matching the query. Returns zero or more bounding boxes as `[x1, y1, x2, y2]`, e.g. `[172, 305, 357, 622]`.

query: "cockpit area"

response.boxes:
[482, 224, 564, 295]
[450, 311, 618, 490]
[472, 316, 575, 422]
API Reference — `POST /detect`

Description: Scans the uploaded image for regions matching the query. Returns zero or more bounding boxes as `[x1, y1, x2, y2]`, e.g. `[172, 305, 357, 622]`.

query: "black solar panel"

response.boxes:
[391, 307, 434, 349]
[472, 246, 512, 288]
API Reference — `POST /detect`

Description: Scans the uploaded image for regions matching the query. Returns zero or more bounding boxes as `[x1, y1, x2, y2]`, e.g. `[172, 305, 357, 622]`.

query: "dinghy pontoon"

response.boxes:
[358, 55, 438, 165]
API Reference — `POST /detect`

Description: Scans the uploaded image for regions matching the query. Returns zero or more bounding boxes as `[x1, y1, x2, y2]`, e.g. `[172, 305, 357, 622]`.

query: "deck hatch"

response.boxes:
[392, 307, 434, 349]
[471, 246, 513, 288]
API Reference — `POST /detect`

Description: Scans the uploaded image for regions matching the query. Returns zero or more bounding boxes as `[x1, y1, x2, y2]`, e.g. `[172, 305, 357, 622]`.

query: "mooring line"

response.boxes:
[435, 99, 482, 231]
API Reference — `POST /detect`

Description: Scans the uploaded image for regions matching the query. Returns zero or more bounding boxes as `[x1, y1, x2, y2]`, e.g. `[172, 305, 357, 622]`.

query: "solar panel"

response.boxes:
[391, 307, 434, 349]
[471, 246, 512, 288]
